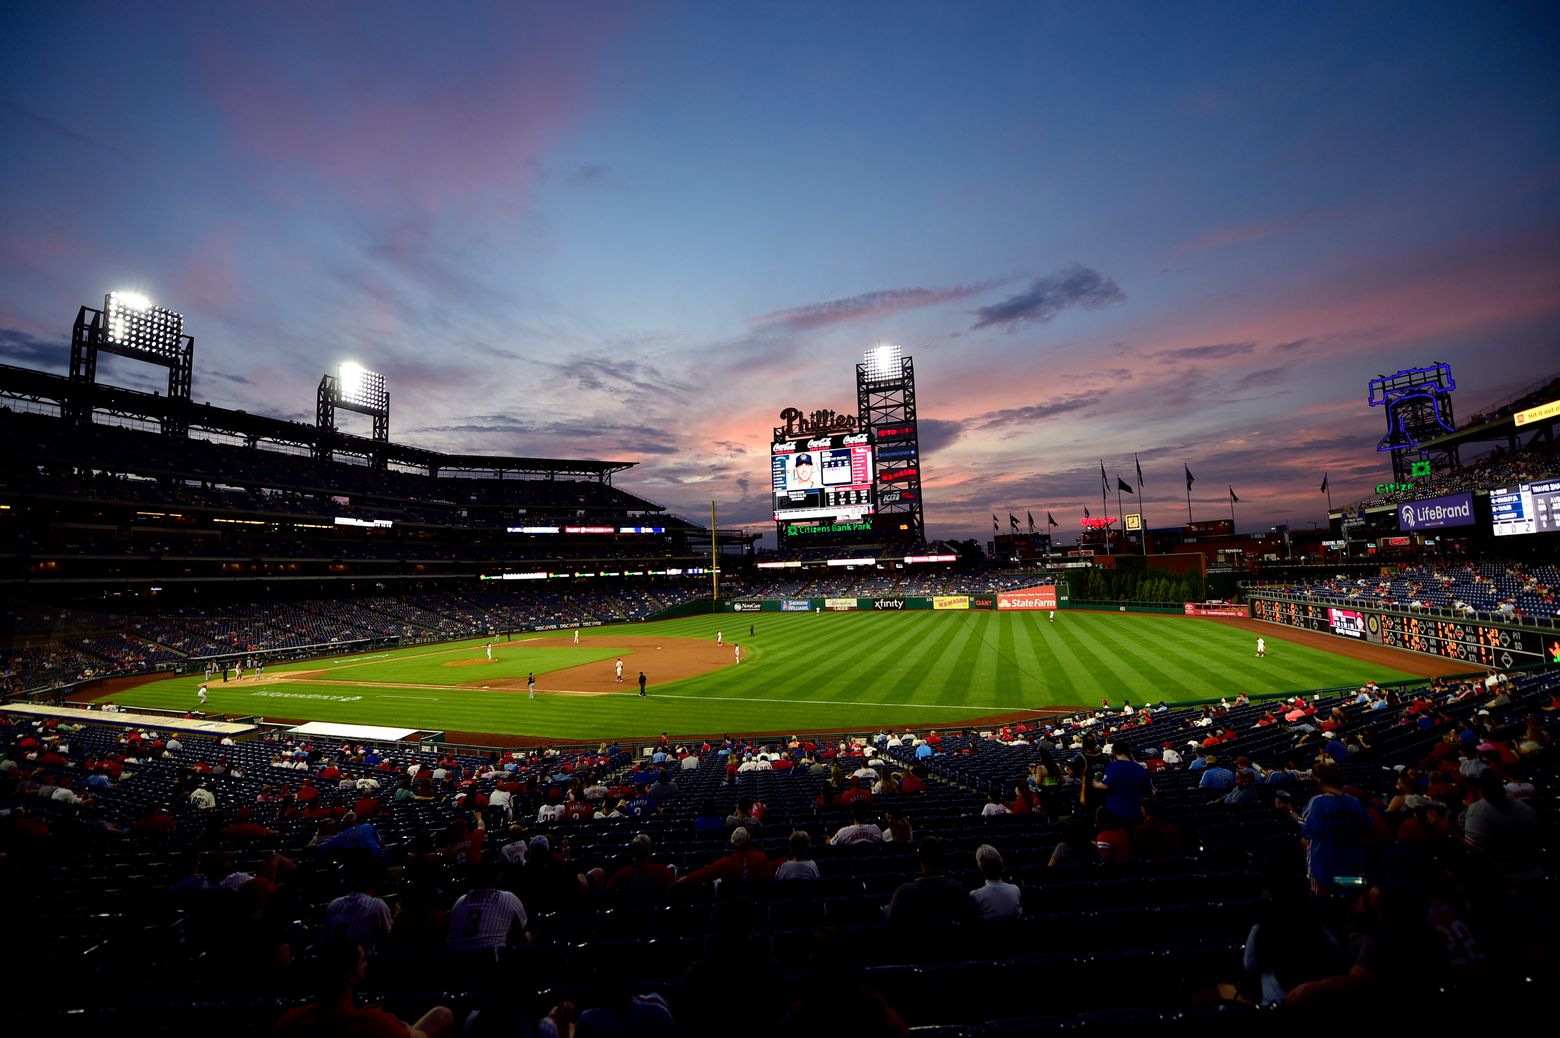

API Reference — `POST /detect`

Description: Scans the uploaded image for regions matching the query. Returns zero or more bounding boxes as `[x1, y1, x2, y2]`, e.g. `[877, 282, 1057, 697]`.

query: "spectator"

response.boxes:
[321, 862, 393, 955]
[1285, 760, 1372, 896]
[607, 833, 676, 902]
[1463, 769, 1544, 892]
[774, 830, 820, 880]
[887, 837, 975, 926]
[1100, 743, 1153, 823]
[1094, 808, 1132, 863]
[675, 827, 774, 888]
[273, 940, 453, 1038]
[830, 800, 885, 846]
[969, 844, 1022, 920]
[785, 928, 909, 1036]
[448, 860, 529, 952]
[1048, 815, 1102, 868]
[1132, 801, 1185, 859]
[882, 807, 913, 844]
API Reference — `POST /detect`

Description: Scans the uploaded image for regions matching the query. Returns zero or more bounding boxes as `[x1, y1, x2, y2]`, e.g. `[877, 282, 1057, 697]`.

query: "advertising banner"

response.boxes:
[995, 586, 1059, 611]
[780, 599, 813, 612]
[1397, 492, 1475, 531]
[824, 597, 858, 611]
[1183, 603, 1248, 617]
[870, 598, 906, 610]
[731, 602, 763, 612]
[1328, 607, 1366, 638]
[932, 595, 970, 611]
[972, 596, 996, 610]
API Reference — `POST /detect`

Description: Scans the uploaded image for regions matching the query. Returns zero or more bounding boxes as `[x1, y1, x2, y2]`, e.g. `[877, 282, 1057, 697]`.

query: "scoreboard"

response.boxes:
[1368, 614, 1545, 668]
[1251, 597, 1550, 668]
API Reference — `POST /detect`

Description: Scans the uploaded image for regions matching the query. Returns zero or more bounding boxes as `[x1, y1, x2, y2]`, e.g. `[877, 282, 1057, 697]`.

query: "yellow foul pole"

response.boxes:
[710, 499, 719, 601]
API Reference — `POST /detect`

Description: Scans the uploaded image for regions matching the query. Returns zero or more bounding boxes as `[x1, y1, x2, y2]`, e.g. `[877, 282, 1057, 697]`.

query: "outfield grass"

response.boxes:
[98, 611, 1422, 741]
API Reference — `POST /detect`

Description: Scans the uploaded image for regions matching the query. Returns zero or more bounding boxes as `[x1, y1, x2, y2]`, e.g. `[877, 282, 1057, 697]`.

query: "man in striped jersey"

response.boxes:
[448, 860, 529, 952]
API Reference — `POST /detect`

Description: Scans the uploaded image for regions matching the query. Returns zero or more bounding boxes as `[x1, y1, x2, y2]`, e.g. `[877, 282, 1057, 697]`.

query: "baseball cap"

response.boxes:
[795, 453, 813, 465]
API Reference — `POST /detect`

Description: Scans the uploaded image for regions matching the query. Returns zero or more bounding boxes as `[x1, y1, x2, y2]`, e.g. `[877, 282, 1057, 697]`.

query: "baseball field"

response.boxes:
[89, 609, 1462, 742]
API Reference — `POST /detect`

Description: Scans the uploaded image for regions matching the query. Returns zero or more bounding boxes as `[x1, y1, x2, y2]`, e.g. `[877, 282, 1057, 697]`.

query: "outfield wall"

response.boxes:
[1248, 593, 1552, 669]
[725, 586, 1062, 613]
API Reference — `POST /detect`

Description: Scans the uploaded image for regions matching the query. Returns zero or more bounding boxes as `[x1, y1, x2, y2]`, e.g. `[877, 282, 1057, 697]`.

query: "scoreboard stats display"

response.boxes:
[1252, 597, 1549, 668]
[1368, 614, 1545, 669]
[772, 432, 875, 522]
[1490, 479, 1560, 537]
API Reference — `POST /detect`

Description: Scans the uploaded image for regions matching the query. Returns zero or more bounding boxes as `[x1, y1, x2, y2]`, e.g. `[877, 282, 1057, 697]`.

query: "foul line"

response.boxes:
[378, 694, 439, 701]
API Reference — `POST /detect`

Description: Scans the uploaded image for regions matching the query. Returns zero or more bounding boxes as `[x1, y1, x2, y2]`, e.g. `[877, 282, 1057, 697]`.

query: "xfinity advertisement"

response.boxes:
[1397, 492, 1474, 531]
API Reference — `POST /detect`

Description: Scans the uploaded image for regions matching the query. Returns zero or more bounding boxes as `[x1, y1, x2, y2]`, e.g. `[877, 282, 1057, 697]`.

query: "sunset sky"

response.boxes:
[2, 2, 1557, 544]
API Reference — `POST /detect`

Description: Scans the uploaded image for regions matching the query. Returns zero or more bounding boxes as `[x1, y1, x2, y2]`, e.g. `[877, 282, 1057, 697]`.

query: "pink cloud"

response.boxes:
[752, 282, 998, 331]
[1174, 215, 1301, 256]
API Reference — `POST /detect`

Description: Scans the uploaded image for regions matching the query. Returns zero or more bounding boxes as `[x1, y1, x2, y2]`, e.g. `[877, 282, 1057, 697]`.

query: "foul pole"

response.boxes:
[710, 499, 719, 601]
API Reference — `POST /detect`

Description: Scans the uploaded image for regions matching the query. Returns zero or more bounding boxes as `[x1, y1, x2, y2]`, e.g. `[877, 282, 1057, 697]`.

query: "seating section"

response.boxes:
[5, 667, 1555, 1034]
[1259, 561, 1560, 620]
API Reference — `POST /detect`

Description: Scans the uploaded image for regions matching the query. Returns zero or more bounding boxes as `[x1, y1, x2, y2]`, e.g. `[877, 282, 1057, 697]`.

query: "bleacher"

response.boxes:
[5, 666, 1555, 1034]
[1258, 562, 1560, 621]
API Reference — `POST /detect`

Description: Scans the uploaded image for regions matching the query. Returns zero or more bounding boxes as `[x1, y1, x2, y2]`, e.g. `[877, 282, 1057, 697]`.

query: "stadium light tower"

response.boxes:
[317, 361, 390, 467]
[857, 342, 925, 542]
[68, 290, 196, 436]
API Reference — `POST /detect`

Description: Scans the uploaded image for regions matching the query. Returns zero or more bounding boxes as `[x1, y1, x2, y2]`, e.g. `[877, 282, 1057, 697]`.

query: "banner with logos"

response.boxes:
[824, 597, 858, 611]
[1183, 603, 1248, 617]
[731, 602, 763, 612]
[995, 586, 1059, 611]
[932, 595, 970, 611]
[780, 599, 813, 612]
[1397, 492, 1475, 531]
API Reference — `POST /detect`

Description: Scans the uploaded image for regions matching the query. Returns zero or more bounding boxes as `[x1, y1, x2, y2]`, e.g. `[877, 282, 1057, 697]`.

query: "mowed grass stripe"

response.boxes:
[1081, 618, 1206, 702]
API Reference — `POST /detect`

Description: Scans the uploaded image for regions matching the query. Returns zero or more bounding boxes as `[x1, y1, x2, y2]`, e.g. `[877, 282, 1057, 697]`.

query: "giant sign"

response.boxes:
[995, 587, 1059, 611]
[1398, 492, 1474, 531]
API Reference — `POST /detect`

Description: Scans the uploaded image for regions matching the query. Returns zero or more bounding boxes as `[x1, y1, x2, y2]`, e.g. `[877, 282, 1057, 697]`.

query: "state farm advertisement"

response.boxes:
[996, 586, 1059, 611]
[1184, 603, 1248, 617]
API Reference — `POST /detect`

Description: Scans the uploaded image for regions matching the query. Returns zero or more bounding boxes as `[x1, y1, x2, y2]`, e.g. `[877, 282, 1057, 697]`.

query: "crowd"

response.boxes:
[2, 665, 1554, 1033]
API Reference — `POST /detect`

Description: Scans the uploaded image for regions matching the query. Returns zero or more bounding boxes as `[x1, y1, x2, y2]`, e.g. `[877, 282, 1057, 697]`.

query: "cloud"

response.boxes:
[970, 391, 1110, 429]
[1175, 216, 1300, 256]
[1153, 341, 1257, 363]
[0, 328, 66, 368]
[754, 282, 996, 332]
[970, 265, 1126, 331]
[1271, 338, 1311, 353]
[0, 98, 126, 158]
[567, 164, 609, 186]
[1232, 366, 1290, 390]
[916, 417, 967, 454]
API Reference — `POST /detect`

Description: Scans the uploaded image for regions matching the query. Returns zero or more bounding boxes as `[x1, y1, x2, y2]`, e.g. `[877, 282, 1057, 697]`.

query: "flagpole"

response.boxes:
[1186, 484, 1192, 525]
[1115, 483, 1123, 555]
[1135, 455, 1148, 557]
[1101, 466, 1111, 555]
[1229, 489, 1236, 529]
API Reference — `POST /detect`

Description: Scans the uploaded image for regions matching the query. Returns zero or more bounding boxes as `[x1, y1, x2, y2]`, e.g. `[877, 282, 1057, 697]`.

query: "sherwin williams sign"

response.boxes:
[1397, 492, 1474, 531]
[780, 599, 813, 612]
[996, 586, 1059, 611]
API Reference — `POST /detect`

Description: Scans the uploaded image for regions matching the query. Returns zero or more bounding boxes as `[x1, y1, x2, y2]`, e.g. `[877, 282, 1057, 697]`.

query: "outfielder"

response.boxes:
[197, 683, 208, 707]
[615, 658, 624, 683]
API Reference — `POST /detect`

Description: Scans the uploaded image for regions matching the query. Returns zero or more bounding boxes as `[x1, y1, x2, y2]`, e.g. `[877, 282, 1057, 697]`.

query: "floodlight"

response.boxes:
[337, 361, 388, 412]
[863, 342, 902, 383]
[104, 290, 185, 359]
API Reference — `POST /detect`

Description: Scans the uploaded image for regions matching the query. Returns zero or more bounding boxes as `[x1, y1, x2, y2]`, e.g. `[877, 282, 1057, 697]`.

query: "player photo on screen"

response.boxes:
[787, 453, 820, 491]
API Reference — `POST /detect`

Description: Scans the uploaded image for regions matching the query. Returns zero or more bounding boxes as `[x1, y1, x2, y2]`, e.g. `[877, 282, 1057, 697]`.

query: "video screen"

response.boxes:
[772, 432, 875, 521]
[1490, 479, 1560, 537]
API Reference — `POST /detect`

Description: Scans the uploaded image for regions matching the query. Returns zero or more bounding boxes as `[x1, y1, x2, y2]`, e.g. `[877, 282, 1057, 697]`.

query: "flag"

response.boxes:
[992, 514, 999, 533]
[1229, 486, 1240, 503]
[1185, 465, 1195, 490]
[1009, 513, 1020, 530]
[1047, 511, 1058, 527]
[1084, 505, 1091, 518]
[1100, 459, 1108, 492]
[1135, 454, 1144, 489]
[1320, 473, 1329, 494]
[1117, 477, 1135, 494]
[1027, 511, 1036, 534]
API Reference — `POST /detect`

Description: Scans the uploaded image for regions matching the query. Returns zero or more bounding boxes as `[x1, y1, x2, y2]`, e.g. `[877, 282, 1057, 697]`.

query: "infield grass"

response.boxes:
[98, 611, 1422, 741]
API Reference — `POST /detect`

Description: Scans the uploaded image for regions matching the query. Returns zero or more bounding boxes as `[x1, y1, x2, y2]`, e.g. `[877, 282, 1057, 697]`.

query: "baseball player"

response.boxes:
[639, 671, 647, 697]
[615, 658, 624, 683]
[234, 660, 243, 682]
[717, 630, 723, 647]
[573, 628, 581, 645]
[197, 683, 208, 707]
[1256, 636, 1266, 657]
[487, 641, 493, 662]
[1049, 609, 1055, 623]
[528, 672, 536, 700]
[734, 643, 742, 664]
[256, 658, 264, 678]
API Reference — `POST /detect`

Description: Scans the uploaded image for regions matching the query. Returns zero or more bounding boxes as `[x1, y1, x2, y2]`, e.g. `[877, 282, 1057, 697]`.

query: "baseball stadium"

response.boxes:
[4, 7, 1559, 1037]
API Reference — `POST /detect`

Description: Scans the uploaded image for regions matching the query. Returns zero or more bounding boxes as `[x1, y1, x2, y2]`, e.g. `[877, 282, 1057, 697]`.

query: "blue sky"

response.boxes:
[2, 2, 1557, 543]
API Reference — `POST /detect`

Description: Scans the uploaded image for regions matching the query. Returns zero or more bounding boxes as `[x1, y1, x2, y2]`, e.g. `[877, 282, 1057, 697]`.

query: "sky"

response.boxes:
[2, 1, 1558, 546]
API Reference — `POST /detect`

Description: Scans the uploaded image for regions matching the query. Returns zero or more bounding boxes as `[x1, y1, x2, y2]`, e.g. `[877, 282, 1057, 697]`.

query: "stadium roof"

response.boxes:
[0, 363, 636, 480]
